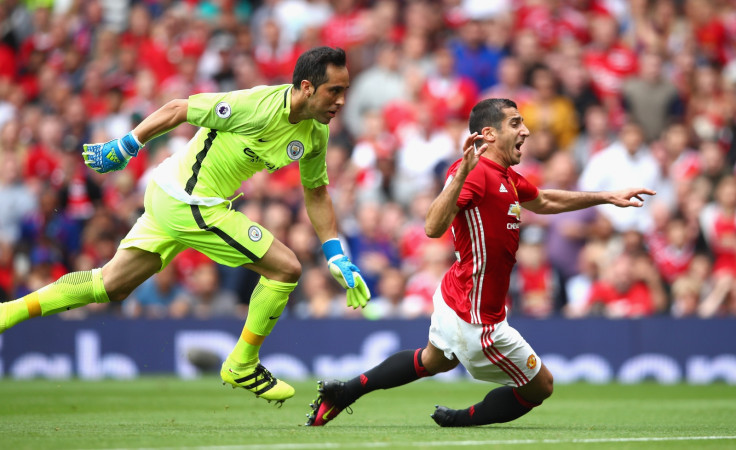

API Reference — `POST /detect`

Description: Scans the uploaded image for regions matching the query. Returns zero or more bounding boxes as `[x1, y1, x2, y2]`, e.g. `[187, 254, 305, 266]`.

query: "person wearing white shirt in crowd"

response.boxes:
[579, 121, 673, 233]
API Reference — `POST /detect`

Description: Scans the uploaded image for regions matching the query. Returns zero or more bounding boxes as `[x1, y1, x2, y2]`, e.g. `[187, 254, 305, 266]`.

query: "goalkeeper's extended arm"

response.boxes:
[322, 239, 371, 309]
[83, 99, 189, 174]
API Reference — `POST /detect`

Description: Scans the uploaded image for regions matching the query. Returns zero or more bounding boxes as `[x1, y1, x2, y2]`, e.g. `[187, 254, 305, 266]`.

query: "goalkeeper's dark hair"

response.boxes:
[292, 47, 347, 91]
[469, 98, 518, 134]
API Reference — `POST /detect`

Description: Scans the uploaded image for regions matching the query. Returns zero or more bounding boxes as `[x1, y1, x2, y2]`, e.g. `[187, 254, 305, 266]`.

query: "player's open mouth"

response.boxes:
[515, 141, 523, 151]
[328, 110, 337, 118]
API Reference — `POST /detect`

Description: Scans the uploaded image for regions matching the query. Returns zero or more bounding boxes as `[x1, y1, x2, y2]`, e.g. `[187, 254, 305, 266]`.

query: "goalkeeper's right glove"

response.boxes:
[83, 131, 143, 174]
[322, 239, 371, 309]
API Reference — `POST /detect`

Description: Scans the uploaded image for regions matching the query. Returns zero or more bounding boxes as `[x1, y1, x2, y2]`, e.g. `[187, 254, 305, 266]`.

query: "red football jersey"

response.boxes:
[441, 158, 539, 325]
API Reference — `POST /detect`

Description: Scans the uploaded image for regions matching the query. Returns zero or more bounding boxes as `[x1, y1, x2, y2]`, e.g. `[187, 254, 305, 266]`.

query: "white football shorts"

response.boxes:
[428, 284, 542, 387]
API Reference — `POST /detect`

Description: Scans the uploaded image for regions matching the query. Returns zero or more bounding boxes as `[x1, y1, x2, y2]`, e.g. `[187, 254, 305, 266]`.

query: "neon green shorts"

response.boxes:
[119, 181, 274, 270]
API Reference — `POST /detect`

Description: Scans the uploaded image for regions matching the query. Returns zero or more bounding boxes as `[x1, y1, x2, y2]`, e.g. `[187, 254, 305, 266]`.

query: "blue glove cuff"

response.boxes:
[322, 239, 344, 261]
[120, 132, 143, 158]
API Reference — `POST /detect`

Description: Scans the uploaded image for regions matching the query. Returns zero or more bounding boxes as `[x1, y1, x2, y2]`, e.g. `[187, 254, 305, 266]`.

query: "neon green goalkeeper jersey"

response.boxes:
[154, 84, 329, 206]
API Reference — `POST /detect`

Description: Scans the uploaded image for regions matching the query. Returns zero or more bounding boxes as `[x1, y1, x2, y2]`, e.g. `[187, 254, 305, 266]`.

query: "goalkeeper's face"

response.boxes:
[307, 64, 350, 124]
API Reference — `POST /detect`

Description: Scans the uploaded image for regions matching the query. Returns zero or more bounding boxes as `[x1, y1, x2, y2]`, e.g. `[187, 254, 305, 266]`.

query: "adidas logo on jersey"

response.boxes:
[499, 183, 508, 193]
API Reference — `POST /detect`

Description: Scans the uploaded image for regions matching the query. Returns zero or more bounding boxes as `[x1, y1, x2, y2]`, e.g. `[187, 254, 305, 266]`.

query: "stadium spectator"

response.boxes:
[481, 56, 534, 109]
[0, 150, 37, 245]
[178, 261, 242, 320]
[419, 46, 478, 126]
[583, 12, 638, 127]
[583, 252, 666, 318]
[447, 17, 504, 91]
[698, 176, 736, 317]
[362, 267, 421, 319]
[621, 50, 684, 143]
[579, 121, 671, 233]
[123, 263, 191, 319]
[345, 201, 400, 295]
[509, 229, 560, 318]
[341, 42, 406, 138]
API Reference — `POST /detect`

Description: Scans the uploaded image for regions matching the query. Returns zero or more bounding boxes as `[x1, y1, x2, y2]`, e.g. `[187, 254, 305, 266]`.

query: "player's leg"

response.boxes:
[229, 238, 301, 365]
[433, 363, 553, 427]
[181, 199, 300, 403]
[0, 247, 161, 333]
[219, 239, 300, 402]
[305, 342, 457, 426]
[431, 317, 551, 427]
[306, 283, 464, 426]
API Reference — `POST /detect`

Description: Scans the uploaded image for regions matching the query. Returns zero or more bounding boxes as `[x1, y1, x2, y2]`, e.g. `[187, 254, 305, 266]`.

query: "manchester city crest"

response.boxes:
[287, 140, 305, 160]
[248, 225, 263, 242]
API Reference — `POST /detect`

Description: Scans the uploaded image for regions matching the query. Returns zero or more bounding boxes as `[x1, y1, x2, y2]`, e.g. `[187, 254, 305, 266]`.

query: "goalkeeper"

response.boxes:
[0, 46, 370, 404]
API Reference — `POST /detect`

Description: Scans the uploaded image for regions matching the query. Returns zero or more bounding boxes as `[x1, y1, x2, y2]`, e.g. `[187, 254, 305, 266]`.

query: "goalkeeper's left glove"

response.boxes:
[322, 238, 371, 309]
[83, 131, 143, 174]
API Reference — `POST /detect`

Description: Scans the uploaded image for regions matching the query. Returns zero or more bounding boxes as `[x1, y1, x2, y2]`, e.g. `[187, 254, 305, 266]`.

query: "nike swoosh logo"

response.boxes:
[258, 138, 268, 142]
[322, 406, 335, 421]
[269, 315, 280, 320]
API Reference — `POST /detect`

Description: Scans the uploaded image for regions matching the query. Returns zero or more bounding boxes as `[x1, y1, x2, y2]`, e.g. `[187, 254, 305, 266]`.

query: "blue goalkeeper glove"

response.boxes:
[323, 239, 371, 309]
[83, 132, 143, 174]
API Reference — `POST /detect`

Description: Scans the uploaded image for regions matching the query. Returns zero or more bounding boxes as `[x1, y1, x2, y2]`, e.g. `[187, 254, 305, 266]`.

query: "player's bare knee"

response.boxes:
[429, 358, 459, 375]
[422, 349, 459, 374]
[105, 286, 133, 302]
[275, 258, 302, 283]
[536, 369, 554, 400]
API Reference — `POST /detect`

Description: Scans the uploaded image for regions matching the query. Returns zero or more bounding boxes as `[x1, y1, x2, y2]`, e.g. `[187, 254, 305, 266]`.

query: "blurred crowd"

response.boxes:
[2, 0, 736, 321]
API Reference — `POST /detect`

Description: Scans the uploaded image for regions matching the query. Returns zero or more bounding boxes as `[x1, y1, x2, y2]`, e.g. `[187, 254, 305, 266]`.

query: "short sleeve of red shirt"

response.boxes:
[447, 160, 486, 209]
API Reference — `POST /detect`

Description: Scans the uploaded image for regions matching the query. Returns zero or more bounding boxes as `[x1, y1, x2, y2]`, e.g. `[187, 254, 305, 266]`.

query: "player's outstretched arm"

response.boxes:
[82, 99, 189, 174]
[522, 187, 656, 214]
[304, 185, 371, 309]
[425, 132, 487, 237]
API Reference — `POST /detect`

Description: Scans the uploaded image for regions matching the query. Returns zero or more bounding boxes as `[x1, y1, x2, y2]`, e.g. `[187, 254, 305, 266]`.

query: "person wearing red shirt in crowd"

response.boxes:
[419, 46, 478, 126]
[686, 0, 728, 66]
[320, 0, 369, 52]
[307, 98, 655, 427]
[254, 18, 300, 84]
[514, 0, 592, 50]
[583, 12, 638, 125]
[698, 176, 736, 316]
[583, 252, 665, 318]
[24, 115, 62, 184]
[0, 43, 17, 81]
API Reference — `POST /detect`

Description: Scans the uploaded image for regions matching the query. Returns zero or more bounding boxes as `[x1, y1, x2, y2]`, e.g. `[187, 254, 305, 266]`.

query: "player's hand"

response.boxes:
[83, 132, 143, 174]
[328, 255, 371, 308]
[457, 132, 487, 176]
[322, 239, 371, 309]
[609, 188, 657, 208]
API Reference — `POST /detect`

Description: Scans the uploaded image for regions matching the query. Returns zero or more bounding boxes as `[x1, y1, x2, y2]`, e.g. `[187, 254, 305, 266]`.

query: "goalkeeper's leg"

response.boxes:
[221, 240, 300, 402]
[1, 248, 161, 333]
[306, 342, 457, 425]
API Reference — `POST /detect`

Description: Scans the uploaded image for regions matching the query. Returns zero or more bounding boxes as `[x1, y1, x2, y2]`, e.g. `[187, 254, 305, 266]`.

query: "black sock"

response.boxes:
[342, 349, 429, 405]
[452, 386, 538, 426]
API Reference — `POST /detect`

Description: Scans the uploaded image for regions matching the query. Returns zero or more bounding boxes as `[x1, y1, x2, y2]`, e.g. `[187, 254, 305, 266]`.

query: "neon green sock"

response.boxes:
[38, 268, 110, 315]
[1, 298, 32, 332]
[228, 276, 296, 366]
[1, 269, 109, 333]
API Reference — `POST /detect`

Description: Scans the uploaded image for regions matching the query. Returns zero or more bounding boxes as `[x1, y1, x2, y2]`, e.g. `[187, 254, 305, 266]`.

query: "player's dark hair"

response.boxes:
[469, 98, 518, 134]
[292, 47, 346, 91]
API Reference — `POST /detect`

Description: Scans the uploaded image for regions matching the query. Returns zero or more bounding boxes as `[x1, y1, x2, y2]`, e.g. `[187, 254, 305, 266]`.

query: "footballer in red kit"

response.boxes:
[442, 157, 538, 325]
[306, 98, 655, 428]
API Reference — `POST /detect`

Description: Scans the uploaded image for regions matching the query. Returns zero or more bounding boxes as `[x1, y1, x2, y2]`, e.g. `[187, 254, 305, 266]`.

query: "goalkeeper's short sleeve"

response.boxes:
[186, 86, 286, 134]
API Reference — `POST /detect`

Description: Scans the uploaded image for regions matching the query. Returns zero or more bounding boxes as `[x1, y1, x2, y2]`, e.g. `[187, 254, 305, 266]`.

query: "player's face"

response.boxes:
[495, 107, 529, 167]
[308, 64, 350, 124]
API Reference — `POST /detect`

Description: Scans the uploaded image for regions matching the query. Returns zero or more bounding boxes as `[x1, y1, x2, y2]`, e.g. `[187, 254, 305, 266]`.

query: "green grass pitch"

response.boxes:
[1, 377, 735, 449]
